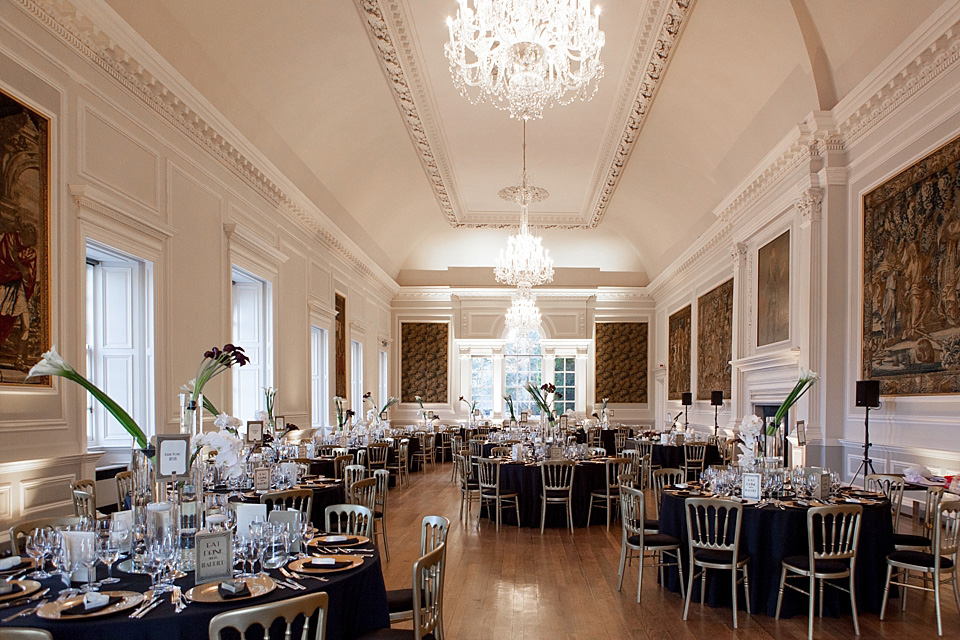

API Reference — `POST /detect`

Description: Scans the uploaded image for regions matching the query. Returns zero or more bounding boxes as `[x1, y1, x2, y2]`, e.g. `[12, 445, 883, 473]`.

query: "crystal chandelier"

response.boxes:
[444, 0, 605, 120]
[505, 285, 542, 332]
[494, 122, 554, 288]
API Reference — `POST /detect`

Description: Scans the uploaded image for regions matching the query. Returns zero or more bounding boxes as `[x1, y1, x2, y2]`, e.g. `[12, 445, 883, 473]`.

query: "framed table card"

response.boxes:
[253, 467, 271, 492]
[298, 444, 308, 459]
[741, 473, 762, 500]
[796, 420, 806, 446]
[275, 416, 286, 431]
[558, 415, 568, 429]
[520, 412, 529, 423]
[155, 434, 191, 482]
[195, 531, 233, 584]
[246, 421, 263, 443]
[811, 472, 830, 500]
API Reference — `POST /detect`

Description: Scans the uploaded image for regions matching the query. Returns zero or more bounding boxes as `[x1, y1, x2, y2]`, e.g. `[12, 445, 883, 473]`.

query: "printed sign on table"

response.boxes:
[195, 531, 233, 584]
[741, 473, 762, 501]
[155, 434, 190, 481]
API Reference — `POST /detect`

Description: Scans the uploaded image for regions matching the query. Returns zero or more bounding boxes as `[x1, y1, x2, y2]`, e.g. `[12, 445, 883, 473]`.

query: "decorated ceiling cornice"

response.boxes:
[356, 0, 695, 230]
[14, 0, 399, 297]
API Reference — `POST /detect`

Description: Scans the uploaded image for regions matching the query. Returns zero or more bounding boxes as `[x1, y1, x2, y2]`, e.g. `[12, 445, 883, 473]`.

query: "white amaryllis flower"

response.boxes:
[27, 346, 72, 377]
[213, 413, 242, 430]
[193, 428, 244, 479]
[799, 367, 820, 382]
[739, 414, 763, 440]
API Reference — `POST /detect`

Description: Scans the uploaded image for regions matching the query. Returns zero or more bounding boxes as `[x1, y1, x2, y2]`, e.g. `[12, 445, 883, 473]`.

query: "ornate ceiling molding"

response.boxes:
[16, 0, 399, 297]
[357, 0, 694, 230]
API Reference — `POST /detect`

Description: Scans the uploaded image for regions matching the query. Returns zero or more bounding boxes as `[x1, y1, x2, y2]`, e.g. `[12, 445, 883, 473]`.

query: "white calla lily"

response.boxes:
[26, 346, 72, 378]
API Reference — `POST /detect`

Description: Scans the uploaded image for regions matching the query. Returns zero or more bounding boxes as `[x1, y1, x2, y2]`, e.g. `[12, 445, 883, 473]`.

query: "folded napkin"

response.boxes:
[218, 580, 251, 600]
[62, 593, 122, 615]
[317, 536, 358, 545]
[0, 582, 23, 596]
[0, 556, 22, 571]
[310, 557, 352, 569]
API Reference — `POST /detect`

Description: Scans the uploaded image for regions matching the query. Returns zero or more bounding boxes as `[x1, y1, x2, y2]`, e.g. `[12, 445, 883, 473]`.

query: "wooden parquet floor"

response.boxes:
[378, 462, 956, 640]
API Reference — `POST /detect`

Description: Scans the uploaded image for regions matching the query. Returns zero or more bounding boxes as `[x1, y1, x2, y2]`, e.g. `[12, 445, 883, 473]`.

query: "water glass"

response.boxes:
[78, 536, 99, 593]
[96, 529, 122, 584]
[25, 529, 48, 578]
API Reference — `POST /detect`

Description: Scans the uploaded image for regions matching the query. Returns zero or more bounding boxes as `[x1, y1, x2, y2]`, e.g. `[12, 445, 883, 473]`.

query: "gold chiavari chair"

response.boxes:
[366, 442, 390, 472]
[652, 468, 684, 521]
[683, 498, 751, 629]
[387, 516, 450, 626]
[456, 453, 481, 521]
[0, 629, 54, 640]
[615, 428, 630, 455]
[895, 485, 945, 552]
[71, 479, 100, 521]
[541, 460, 576, 534]
[115, 471, 134, 510]
[260, 488, 312, 518]
[449, 436, 464, 481]
[386, 440, 409, 489]
[372, 469, 390, 560]
[477, 458, 520, 531]
[490, 446, 511, 458]
[324, 504, 373, 538]
[208, 592, 327, 640]
[9, 517, 82, 555]
[358, 544, 445, 640]
[468, 439, 485, 459]
[881, 500, 960, 636]
[866, 473, 906, 530]
[348, 477, 377, 512]
[683, 443, 707, 482]
[333, 455, 353, 482]
[587, 457, 630, 531]
[618, 484, 684, 603]
[776, 504, 862, 640]
[344, 464, 366, 496]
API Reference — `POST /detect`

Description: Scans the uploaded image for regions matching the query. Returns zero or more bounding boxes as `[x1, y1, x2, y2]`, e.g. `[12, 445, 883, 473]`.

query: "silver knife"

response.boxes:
[128, 594, 159, 619]
[0, 588, 50, 611]
[133, 598, 162, 619]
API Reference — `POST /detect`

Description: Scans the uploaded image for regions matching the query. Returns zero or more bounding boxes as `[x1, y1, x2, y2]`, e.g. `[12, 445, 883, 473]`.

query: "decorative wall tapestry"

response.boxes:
[863, 133, 960, 394]
[668, 306, 691, 400]
[757, 230, 790, 346]
[400, 322, 448, 403]
[0, 90, 49, 386]
[697, 279, 733, 400]
[335, 294, 346, 398]
[595, 322, 648, 403]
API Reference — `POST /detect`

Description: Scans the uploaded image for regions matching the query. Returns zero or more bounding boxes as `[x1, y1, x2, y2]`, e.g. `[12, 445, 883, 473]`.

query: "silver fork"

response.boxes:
[2, 600, 47, 623]
[172, 586, 185, 613]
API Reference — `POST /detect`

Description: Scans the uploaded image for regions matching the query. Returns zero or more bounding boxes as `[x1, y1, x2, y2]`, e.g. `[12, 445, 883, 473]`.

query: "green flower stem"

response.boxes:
[203, 396, 219, 417]
[64, 369, 147, 449]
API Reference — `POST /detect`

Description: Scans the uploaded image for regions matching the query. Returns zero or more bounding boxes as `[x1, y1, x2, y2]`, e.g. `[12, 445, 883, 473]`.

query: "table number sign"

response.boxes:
[741, 473, 762, 500]
[154, 434, 190, 482]
[246, 421, 263, 443]
[796, 420, 806, 446]
[253, 467, 271, 492]
[558, 415, 568, 429]
[195, 531, 233, 584]
[298, 444, 308, 459]
[810, 472, 830, 500]
[661, 433, 670, 445]
[276, 416, 286, 432]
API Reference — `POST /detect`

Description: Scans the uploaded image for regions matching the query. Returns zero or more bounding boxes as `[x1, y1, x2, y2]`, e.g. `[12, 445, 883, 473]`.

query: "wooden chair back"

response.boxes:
[348, 477, 377, 511]
[260, 489, 312, 518]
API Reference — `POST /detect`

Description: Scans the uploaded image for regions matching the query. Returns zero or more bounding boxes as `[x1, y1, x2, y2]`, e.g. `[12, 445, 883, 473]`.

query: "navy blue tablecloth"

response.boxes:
[0, 545, 389, 640]
[657, 492, 896, 618]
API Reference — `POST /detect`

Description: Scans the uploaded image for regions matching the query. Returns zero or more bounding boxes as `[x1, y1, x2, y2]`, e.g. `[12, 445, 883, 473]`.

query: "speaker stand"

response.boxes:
[684, 406, 689, 430]
[713, 405, 719, 437]
[850, 406, 877, 487]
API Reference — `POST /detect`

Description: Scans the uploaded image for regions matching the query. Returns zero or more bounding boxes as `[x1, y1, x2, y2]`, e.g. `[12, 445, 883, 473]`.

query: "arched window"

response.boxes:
[504, 327, 543, 417]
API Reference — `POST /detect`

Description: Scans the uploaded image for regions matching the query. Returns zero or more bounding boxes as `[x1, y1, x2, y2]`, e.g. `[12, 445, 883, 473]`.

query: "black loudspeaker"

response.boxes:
[856, 380, 880, 408]
[681, 392, 692, 406]
[711, 390, 724, 406]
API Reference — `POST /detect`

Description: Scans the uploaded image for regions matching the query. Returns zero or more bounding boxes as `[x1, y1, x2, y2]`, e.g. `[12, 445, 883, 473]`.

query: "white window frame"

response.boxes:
[232, 266, 274, 422]
[553, 356, 577, 414]
[351, 340, 364, 417]
[85, 240, 155, 448]
[378, 349, 388, 410]
[470, 356, 495, 417]
[311, 325, 329, 429]
[504, 328, 543, 417]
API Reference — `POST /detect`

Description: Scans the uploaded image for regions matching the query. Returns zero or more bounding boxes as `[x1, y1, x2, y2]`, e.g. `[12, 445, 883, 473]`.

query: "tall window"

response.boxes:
[378, 350, 388, 409]
[470, 357, 494, 416]
[232, 267, 272, 422]
[553, 357, 576, 414]
[85, 241, 154, 447]
[311, 326, 329, 428]
[504, 328, 542, 416]
[351, 340, 364, 417]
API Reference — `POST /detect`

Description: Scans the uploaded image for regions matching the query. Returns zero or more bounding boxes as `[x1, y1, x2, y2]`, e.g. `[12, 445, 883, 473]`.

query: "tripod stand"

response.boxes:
[849, 406, 877, 487]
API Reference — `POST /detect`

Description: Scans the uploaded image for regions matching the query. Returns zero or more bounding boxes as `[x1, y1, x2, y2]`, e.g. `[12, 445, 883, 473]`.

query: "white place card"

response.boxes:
[811, 472, 830, 500]
[268, 510, 303, 553]
[741, 473, 762, 501]
[62, 531, 96, 583]
[235, 503, 267, 536]
[154, 434, 190, 481]
[660, 433, 670, 445]
[253, 467, 271, 492]
[112, 510, 134, 553]
[247, 421, 263, 443]
[195, 530, 233, 584]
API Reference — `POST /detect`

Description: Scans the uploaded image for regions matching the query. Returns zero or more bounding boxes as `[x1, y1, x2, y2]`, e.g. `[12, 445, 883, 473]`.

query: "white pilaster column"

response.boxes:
[730, 242, 748, 426]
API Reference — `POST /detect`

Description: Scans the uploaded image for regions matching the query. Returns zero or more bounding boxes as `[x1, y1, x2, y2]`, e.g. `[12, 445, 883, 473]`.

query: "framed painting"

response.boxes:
[757, 230, 790, 347]
[400, 322, 448, 403]
[697, 279, 733, 400]
[862, 133, 960, 394]
[0, 89, 50, 386]
[595, 322, 648, 403]
[668, 306, 691, 400]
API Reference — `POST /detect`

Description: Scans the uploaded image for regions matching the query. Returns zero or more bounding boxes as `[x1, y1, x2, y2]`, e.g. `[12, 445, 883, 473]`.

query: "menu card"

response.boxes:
[253, 467, 271, 492]
[741, 473, 762, 500]
[195, 531, 233, 584]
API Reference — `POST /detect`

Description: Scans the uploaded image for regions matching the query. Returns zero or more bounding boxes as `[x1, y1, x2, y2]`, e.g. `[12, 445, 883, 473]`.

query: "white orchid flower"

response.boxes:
[26, 346, 72, 378]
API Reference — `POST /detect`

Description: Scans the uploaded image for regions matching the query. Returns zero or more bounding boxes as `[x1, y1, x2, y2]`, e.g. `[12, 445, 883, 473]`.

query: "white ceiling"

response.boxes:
[102, 0, 947, 287]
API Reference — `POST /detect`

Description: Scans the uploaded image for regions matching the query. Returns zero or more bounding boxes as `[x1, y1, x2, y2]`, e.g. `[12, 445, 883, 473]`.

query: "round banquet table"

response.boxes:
[657, 492, 896, 618]
[308, 438, 421, 478]
[0, 544, 389, 640]
[478, 459, 608, 528]
[626, 441, 723, 469]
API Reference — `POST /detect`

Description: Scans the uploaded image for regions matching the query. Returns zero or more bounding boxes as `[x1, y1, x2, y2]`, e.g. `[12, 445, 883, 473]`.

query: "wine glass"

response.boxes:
[77, 536, 99, 593]
[25, 529, 48, 578]
[142, 542, 165, 594]
[96, 530, 121, 584]
[298, 521, 314, 559]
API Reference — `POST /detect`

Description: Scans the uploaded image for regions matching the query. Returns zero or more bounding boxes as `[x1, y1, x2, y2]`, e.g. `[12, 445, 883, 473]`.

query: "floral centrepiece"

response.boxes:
[771, 367, 820, 434]
[192, 424, 244, 479]
[182, 344, 249, 416]
[28, 346, 148, 449]
[459, 395, 479, 415]
[504, 394, 517, 423]
[524, 381, 562, 425]
[737, 414, 764, 468]
[263, 386, 277, 421]
[334, 396, 354, 430]
[364, 391, 398, 421]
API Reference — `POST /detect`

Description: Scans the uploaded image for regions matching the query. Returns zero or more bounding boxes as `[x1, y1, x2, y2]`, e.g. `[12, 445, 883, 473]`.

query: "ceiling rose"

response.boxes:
[444, 0, 605, 120]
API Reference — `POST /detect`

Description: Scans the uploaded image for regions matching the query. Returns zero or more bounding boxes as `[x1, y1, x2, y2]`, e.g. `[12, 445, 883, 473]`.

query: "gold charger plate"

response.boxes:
[0, 559, 35, 575]
[37, 591, 142, 620]
[290, 555, 362, 574]
[0, 580, 40, 602]
[184, 575, 276, 604]
[310, 534, 369, 547]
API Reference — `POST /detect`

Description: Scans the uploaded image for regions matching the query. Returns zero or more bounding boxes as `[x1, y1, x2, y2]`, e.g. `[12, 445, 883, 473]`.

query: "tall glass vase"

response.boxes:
[130, 444, 155, 508]
[180, 393, 203, 436]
